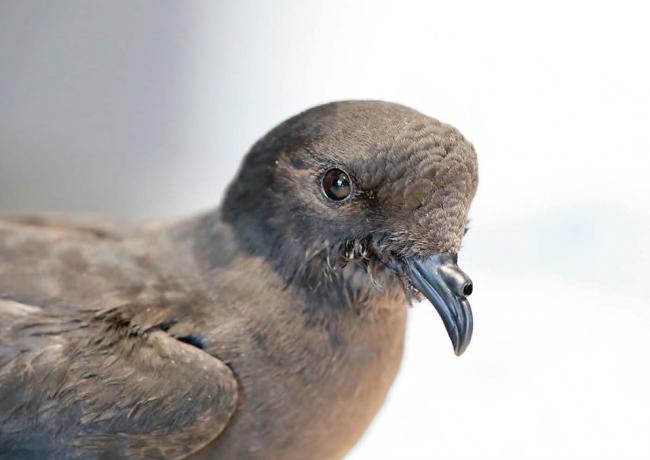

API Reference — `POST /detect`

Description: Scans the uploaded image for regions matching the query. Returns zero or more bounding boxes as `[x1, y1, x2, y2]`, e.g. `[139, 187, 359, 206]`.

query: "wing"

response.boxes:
[0, 300, 239, 460]
[0, 215, 134, 308]
[0, 214, 132, 239]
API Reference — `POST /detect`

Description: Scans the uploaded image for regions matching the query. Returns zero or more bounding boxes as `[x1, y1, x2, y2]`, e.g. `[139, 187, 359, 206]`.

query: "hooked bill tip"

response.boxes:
[404, 253, 474, 356]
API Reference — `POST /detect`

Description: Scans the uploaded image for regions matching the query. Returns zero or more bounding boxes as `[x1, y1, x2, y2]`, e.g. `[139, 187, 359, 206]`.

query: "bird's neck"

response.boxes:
[189, 209, 408, 314]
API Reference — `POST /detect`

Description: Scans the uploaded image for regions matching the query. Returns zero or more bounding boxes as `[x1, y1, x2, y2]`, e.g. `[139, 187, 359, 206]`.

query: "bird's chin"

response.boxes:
[401, 253, 474, 356]
[411, 290, 426, 302]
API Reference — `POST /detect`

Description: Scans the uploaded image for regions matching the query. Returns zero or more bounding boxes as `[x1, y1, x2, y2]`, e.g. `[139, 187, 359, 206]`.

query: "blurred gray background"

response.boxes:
[1, 1, 649, 459]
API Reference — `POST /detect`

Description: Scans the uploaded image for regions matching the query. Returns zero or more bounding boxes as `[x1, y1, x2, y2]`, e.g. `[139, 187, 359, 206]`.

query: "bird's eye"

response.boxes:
[321, 168, 351, 201]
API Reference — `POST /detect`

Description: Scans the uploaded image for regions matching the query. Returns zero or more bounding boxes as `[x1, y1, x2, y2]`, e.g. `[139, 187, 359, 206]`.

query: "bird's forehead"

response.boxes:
[307, 105, 478, 201]
[299, 103, 478, 254]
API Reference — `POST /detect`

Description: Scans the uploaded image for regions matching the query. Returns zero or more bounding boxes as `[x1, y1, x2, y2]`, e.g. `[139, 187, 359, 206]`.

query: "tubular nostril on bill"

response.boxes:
[439, 263, 473, 298]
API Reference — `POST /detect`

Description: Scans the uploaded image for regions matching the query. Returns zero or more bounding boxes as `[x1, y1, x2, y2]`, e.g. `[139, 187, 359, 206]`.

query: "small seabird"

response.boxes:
[0, 101, 478, 459]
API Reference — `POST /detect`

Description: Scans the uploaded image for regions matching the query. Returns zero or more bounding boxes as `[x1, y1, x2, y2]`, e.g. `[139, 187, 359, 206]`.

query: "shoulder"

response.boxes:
[0, 298, 239, 459]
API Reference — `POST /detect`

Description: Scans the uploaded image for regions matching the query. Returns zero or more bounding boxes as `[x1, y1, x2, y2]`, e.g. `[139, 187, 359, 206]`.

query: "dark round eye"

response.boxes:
[321, 168, 351, 201]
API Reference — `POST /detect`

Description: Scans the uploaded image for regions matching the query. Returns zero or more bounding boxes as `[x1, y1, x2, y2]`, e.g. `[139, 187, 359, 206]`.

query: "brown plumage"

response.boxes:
[0, 101, 478, 459]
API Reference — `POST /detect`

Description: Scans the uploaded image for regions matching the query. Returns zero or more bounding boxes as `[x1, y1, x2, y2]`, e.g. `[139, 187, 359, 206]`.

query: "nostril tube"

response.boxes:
[439, 264, 473, 298]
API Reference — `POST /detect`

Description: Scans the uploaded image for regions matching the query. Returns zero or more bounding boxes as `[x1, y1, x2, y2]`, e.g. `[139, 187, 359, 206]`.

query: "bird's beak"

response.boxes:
[404, 253, 474, 356]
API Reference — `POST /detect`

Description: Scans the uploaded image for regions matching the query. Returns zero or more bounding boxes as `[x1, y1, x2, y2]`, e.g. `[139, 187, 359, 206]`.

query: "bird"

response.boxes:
[0, 100, 478, 459]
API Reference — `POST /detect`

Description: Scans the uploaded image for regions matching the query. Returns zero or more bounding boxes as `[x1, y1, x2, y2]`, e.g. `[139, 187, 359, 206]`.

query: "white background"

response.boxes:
[1, 1, 649, 459]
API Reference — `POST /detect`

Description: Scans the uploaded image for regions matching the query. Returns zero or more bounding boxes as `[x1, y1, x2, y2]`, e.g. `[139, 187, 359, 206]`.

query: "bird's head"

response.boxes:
[223, 101, 478, 355]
